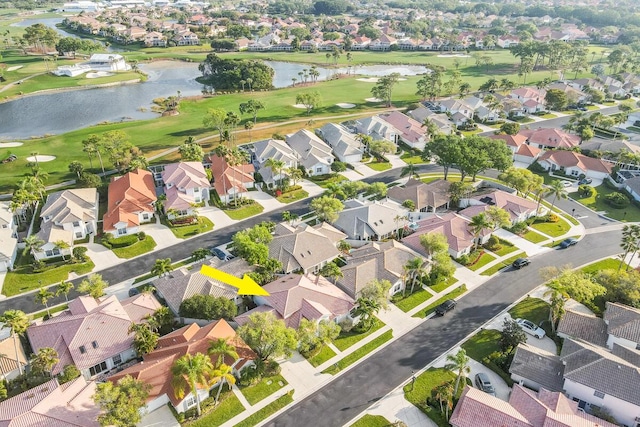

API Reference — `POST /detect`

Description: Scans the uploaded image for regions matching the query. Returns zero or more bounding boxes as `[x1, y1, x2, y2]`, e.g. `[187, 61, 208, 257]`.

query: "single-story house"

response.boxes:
[459, 189, 539, 225]
[509, 343, 565, 392]
[209, 154, 255, 203]
[27, 293, 162, 379]
[519, 128, 581, 150]
[378, 111, 428, 150]
[286, 129, 334, 176]
[332, 199, 408, 241]
[316, 123, 364, 163]
[161, 161, 210, 217]
[387, 178, 452, 212]
[235, 273, 355, 329]
[35, 188, 98, 260]
[537, 150, 614, 181]
[103, 169, 157, 237]
[109, 320, 256, 414]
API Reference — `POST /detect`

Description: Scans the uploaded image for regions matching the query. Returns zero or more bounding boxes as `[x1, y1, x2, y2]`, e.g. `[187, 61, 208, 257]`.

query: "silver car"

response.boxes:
[516, 318, 546, 339]
[474, 372, 496, 396]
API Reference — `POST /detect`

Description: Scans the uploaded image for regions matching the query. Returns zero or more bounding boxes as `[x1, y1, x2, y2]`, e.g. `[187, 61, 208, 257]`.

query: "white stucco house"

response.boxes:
[160, 162, 210, 218]
[286, 129, 334, 176]
[538, 150, 614, 181]
[0, 202, 18, 271]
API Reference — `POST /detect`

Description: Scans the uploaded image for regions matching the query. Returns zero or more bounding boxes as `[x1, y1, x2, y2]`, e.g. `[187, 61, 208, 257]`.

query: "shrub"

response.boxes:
[338, 317, 354, 333]
[57, 364, 80, 384]
[604, 192, 630, 208]
[331, 161, 347, 172]
[72, 246, 88, 261]
[106, 234, 139, 248]
[484, 235, 501, 251]
[578, 185, 595, 197]
[527, 161, 546, 173]
[137, 231, 146, 240]
[507, 221, 529, 235]
[456, 254, 470, 266]
[546, 213, 559, 223]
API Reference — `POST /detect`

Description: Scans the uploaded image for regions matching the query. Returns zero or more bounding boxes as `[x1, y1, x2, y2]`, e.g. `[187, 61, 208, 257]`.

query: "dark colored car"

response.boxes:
[559, 238, 578, 249]
[128, 287, 140, 297]
[474, 373, 496, 396]
[512, 258, 531, 269]
[578, 177, 593, 185]
[210, 247, 227, 260]
[435, 299, 457, 316]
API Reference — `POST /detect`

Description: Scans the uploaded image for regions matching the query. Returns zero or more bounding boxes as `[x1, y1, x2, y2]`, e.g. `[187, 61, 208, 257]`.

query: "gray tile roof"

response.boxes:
[604, 302, 640, 345]
[153, 258, 252, 314]
[387, 178, 451, 211]
[561, 338, 640, 406]
[557, 310, 608, 347]
[509, 343, 565, 392]
[316, 123, 363, 161]
[285, 129, 334, 170]
[333, 199, 408, 240]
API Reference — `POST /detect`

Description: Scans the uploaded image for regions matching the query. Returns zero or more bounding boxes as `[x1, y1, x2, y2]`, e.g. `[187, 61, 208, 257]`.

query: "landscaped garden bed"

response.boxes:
[222, 200, 264, 220]
[164, 217, 214, 239]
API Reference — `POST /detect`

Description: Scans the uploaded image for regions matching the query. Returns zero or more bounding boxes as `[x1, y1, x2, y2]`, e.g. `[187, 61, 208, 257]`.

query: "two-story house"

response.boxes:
[103, 169, 157, 236]
[286, 129, 334, 176]
[209, 154, 255, 203]
[333, 199, 408, 242]
[252, 138, 299, 188]
[377, 111, 428, 150]
[35, 188, 98, 260]
[316, 123, 364, 163]
[161, 161, 211, 217]
[0, 201, 18, 271]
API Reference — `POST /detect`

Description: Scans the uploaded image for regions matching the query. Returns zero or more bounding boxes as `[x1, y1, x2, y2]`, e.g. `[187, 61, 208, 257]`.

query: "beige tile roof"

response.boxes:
[539, 150, 613, 174]
[460, 190, 538, 222]
[39, 188, 97, 226]
[402, 212, 484, 253]
[387, 178, 451, 211]
[0, 335, 27, 378]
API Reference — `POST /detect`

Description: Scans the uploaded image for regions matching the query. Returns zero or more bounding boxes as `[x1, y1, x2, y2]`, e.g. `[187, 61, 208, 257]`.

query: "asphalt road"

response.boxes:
[266, 228, 623, 427]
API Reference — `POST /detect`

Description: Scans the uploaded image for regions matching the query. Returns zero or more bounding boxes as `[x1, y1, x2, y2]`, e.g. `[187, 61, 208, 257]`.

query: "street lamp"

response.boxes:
[572, 208, 575, 217]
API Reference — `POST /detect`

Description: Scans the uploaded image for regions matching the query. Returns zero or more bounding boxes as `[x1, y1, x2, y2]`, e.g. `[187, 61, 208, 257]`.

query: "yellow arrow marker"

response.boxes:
[200, 265, 270, 296]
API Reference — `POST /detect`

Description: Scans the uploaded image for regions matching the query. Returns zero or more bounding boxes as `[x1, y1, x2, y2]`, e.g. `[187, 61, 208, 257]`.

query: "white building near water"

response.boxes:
[85, 54, 130, 72]
[58, 1, 103, 12]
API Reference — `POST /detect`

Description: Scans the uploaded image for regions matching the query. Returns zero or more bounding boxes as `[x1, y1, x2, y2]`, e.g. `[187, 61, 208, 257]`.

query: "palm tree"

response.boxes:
[129, 323, 159, 356]
[337, 240, 351, 254]
[211, 363, 236, 404]
[403, 257, 428, 295]
[547, 180, 568, 211]
[318, 262, 343, 283]
[56, 280, 74, 302]
[0, 310, 29, 375]
[287, 167, 303, 186]
[171, 353, 215, 417]
[151, 258, 173, 277]
[620, 224, 640, 271]
[208, 338, 238, 366]
[324, 182, 346, 200]
[31, 347, 59, 377]
[265, 158, 286, 190]
[245, 77, 253, 91]
[543, 287, 566, 333]
[444, 348, 470, 395]
[23, 234, 44, 257]
[35, 287, 54, 317]
[54, 240, 70, 261]
[469, 213, 490, 250]
[353, 297, 380, 331]
[401, 163, 418, 179]
[394, 214, 407, 239]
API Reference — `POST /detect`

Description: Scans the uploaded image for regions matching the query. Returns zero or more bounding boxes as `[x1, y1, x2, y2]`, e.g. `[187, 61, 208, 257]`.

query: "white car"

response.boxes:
[560, 180, 573, 188]
[516, 318, 546, 339]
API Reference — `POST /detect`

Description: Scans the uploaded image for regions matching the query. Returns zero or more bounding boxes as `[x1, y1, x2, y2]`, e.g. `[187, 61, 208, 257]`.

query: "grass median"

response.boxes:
[322, 330, 393, 375]
[233, 392, 294, 427]
[239, 374, 288, 406]
[333, 317, 385, 351]
[480, 252, 526, 276]
[413, 284, 467, 319]
[393, 287, 434, 313]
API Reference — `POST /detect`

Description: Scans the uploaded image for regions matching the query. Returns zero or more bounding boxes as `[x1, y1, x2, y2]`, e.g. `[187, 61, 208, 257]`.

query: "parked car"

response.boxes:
[560, 180, 573, 188]
[210, 247, 227, 260]
[128, 287, 140, 297]
[474, 372, 496, 396]
[559, 238, 578, 249]
[516, 318, 546, 339]
[512, 258, 530, 269]
[435, 299, 457, 316]
[578, 177, 592, 185]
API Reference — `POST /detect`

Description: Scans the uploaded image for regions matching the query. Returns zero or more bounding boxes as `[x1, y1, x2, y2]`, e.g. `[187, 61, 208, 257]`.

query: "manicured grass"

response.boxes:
[570, 184, 640, 222]
[510, 116, 535, 123]
[521, 229, 547, 243]
[349, 414, 392, 427]
[489, 238, 517, 256]
[401, 155, 424, 164]
[430, 276, 458, 293]
[305, 345, 337, 367]
[508, 297, 550, 326]
[581, 258, 621, 275]
[223, 202, 264, 220]
[187, 392, 245, 427]
[480, 252, 526, 276]
[366, 161, 392, 171]
[529, 217, 571, 237]
[461, 329, 502, 362]
[308, 174, 348, 188]
[537, 113, 557, 119]
[240, 374, 288, 406]
[333, 317, 385, 351]
[413, 284, 467, 319]
[393, 286, 434, 312]
[276, 188, 309, 203]
[3, 260, 95, 297]
[111, 235, 157, 259]
[403, 367, 462, 427]
[461, 128, 482, 137]
[322, 330, 393, 375]
[466, 252, 496, 271]
[167, 217, 214, 239]
[233, 392, 294, 427]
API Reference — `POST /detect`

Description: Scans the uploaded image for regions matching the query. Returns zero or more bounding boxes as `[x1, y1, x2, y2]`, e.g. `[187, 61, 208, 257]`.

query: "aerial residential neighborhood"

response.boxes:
[2, 0, 640, 426]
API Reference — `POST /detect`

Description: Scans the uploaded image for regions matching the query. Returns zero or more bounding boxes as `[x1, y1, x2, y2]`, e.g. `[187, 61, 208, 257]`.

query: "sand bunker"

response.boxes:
[398, 78, 407, 81]
[86, 71, 114, 79]
[365, 97, 383, 102]
[0, 142, 23, 148]
[26, 155, 56, 162]
[336, 103, 356, 109]
[291, 104, 308, 109]
[437, 54, 471, 58]
[6, 66, 23, 72]
[357, 77, 379, 82]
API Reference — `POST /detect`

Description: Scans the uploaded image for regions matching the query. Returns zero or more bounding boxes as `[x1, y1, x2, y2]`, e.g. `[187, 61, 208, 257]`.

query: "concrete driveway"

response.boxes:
[484, 311, 557, 354]
[141, 222, 181, 250]
[82, 242, 123, 272]
[137, 405, 180, 427]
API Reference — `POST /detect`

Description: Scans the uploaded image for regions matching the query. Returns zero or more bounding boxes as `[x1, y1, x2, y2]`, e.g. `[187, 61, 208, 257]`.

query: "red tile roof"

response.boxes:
[489, 134, 528, 149]
[539, 150, 613, 174]
[209, 154, 255, 197]
[109, 319, 256, 407]
[103, 169, 156, 232]
[402, 212, 484, 253]
[519, 128, 580, 149]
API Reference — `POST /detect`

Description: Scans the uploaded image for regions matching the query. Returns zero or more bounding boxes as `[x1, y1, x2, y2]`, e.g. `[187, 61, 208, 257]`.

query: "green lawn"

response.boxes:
[521, 229, 547, 244]
[111, 236, 157, 259]
[581, 258, 621, 275]
[322, 330, 393, 375]
[276, 188, 309, 203]
[233, 392, 293, 427]
[3, 259, 95, 297]
[430, 276, 458, 293]
[461, 329, 514, 387]
[510, 116, 535, 123]
[570, 184, 640, 222]
[480, 252, 526, 276]
[223, 202, 264, 220]
[393, 287, 434, 313]
[239, 374, 288, 406]
[30, 303, 69, 320]
[308, 174, 348, 188]
[166, 217, 214, 239]
[187, 392, 245, 427]
[366, 161, 392, 171]
[333, 317, 385, 351]
[349, 414, 392, 427]
[305, 345, 337, 367]
[403, 368, 461, 427]
[529, 217, 571, 238]
[508, 297, 550, 326]
[537, 113, 557, 119]
[488, 238, 518, 257]
[466, 252, 496, 271]
[413, 285, 467, 318]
